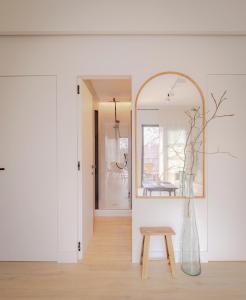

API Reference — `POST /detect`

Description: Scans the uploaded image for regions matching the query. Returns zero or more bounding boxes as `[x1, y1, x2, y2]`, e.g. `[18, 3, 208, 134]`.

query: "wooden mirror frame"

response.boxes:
[135, 71, 206, 199]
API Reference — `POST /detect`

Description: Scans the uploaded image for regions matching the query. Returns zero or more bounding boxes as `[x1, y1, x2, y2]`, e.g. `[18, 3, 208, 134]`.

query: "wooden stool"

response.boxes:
[140, 226, 176, 279]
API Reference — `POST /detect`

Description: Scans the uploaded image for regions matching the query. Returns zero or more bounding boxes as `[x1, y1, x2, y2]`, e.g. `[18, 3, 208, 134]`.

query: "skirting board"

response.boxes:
[132, 251, 208, 263]
[58, 249, 208, 263]
[151, 250, 208, 263]
[94, 209, 132, 217]
[57, 250, 78, 263]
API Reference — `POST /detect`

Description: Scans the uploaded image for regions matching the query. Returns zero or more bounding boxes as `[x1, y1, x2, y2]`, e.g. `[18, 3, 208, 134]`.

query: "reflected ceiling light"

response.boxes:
[165, 90, 174, 102]
[164, 77, 186, 103]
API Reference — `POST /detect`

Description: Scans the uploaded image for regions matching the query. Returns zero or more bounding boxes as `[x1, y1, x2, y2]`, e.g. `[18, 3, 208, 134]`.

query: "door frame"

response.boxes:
[76, 75, 133, 260]
[77, 76, 83, 260]
[77, 76, 96, 260]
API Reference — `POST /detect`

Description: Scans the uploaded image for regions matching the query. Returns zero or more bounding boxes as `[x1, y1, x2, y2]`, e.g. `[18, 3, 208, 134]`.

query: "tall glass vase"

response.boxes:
[181, 173, 201, 276]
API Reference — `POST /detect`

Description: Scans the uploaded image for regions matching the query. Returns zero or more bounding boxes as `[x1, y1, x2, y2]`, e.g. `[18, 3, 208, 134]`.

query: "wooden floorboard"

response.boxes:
[0, 216, 246, 300]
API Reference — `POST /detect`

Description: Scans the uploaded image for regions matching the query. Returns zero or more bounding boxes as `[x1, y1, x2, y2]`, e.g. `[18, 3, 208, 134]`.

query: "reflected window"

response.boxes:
[167, 129, 186, 184]
[142, 125, 160, 184]
[142, 125, 186, 187]
[119, 137, 128, 160]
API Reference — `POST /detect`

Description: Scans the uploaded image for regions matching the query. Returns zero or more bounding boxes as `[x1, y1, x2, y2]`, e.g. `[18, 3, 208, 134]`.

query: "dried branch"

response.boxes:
[215, 114, 234, 118]
[182, 90, 235, 193]
[187, 149, 237, 159]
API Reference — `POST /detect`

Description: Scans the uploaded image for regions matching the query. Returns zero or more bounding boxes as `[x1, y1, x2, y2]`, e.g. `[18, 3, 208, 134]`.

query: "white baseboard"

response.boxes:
[58, 248, 208, 264]
[57, 250, 77, 263]
[94, 209, 132, 216]
[132, 250, 208, 263]
[149, 250, 208, 263]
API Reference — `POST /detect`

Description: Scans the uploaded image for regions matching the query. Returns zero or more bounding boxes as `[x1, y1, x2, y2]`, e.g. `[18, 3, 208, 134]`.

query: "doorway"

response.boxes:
[77, 76, 132, 260]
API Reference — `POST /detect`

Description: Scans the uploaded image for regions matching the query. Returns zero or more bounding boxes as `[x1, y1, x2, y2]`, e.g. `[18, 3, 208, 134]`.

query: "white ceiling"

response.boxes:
[1, 1, 246, 35]
[138, 74, 201, 109]
[89, 79, 131, 102]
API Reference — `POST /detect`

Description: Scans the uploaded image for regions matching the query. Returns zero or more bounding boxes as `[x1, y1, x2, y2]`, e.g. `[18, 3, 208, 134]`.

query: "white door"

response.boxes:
[78, 81, 94, 257]
[0, 76, 57, 261]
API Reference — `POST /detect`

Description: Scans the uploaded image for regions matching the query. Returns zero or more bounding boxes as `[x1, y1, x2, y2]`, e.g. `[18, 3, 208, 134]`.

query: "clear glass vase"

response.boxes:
[181, 173, 201, 276]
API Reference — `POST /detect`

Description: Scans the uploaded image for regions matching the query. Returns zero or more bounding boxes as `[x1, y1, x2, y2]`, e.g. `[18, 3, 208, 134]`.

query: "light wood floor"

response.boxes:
[0, 216, 246, 300]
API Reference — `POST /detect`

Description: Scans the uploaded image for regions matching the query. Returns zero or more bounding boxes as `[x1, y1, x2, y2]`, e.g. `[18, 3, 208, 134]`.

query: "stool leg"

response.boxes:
[166, 235, 176, 277]
[164, 235, 170, 265]
[140, 236, 145, 265]
[142, 235, 150, 279]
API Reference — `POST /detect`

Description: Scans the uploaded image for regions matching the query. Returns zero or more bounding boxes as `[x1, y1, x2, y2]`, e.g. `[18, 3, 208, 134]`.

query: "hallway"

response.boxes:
[83, 216, 132, 264]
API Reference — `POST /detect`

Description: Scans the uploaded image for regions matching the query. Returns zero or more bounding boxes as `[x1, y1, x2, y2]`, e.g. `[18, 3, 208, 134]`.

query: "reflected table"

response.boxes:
[143, 182, 178, 196]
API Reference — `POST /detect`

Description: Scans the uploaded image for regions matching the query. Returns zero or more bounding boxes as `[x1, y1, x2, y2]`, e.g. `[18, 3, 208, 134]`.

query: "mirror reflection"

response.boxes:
[136, 72, 204, 198]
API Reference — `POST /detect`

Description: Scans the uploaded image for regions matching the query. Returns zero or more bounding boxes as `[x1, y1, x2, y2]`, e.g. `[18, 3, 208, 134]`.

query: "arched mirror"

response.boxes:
[135, 72, 205, 198]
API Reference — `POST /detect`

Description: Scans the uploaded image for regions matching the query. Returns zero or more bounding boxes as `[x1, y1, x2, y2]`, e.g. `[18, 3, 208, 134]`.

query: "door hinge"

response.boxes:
[77, 85, 80, 94]
[78, 161, 80, 171]
[78, 241, 81, 252]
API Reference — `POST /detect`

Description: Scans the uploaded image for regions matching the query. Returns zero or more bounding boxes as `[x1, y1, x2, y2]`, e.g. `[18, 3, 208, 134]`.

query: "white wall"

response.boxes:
[0, 35, 246, 262]
[207, 75, 246, 261]
[1, 0, 246, 34]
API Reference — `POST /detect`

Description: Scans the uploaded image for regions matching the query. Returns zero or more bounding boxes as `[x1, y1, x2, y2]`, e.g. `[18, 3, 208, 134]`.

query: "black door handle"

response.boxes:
[0, 168, 5, 171]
